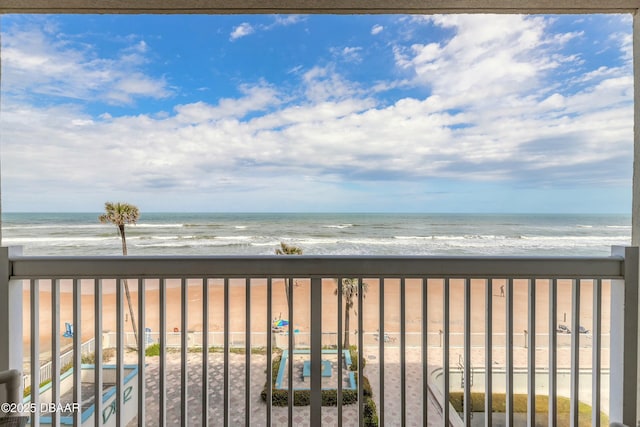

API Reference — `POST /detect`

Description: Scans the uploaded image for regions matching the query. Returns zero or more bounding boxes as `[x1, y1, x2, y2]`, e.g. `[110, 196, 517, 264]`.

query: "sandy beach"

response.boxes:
[22, 277, 611, 365]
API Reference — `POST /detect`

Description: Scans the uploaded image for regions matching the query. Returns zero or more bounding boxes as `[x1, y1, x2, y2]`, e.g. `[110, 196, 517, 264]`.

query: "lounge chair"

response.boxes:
[63, 322, 73, 338]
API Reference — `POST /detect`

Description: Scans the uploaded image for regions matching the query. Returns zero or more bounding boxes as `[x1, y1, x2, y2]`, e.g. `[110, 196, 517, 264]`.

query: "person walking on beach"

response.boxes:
[500, 285, 505, 297]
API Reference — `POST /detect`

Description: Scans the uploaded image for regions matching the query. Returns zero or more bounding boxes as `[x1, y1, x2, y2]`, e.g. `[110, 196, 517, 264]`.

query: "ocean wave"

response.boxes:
[520, 235, 629, 241]
[214, 235, 252, 241]
[4, 224, 105, 230]
[295, 238, 341, 245]
[134, 239, 251, 248]
[130, 235, 193, 241]
[134, 223, 184, 228]
[3, 236, 113, 243]
[250, 240, 283, 247]
[394, 235, 509, 241]
[323, 224, 354, 229]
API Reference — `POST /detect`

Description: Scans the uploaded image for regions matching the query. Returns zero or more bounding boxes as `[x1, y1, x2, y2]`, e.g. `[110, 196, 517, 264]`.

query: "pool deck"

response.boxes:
[125, 348, 444, 426]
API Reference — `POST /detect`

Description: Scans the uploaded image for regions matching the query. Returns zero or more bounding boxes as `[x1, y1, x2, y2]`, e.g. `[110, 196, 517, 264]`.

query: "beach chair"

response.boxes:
[63, 322, 73, 338]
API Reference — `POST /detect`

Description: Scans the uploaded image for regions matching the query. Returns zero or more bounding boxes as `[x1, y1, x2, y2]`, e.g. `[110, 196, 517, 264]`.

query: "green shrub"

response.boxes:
[260, 388, 361, 407]
[81, 353, 95, 364]
[71, 348, 117, 365]
[23, 378, 51, 399]
[364, 397, 379, 426]
[103, 348, 115, 363]
[448, 392, 608, 427]
[261, 353, 368, 407]
[60, 361, 73, 375]
[348, 345, 366, 371]
[145, 343, 160, 357]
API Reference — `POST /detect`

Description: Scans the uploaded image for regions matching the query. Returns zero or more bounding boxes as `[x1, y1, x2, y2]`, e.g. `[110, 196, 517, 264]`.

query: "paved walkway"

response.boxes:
[128, 349, 443, 426]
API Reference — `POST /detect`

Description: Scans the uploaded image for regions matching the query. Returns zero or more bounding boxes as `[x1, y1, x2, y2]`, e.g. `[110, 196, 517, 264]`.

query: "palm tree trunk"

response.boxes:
[343, 302, 350, 348]
[119, 225, 128, 256]
[123, 279, 139, 349]
[284, 278, 290, 308]
[120, 227, 139, 348]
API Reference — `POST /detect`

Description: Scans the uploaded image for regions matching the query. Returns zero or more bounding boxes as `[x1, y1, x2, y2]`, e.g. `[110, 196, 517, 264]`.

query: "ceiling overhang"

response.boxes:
[1, 0, 639, 15]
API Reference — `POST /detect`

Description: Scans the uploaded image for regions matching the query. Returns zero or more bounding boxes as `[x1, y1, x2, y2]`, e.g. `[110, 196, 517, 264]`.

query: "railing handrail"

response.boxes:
[3, 247, 637, 426]
[8, 254, 625, 279]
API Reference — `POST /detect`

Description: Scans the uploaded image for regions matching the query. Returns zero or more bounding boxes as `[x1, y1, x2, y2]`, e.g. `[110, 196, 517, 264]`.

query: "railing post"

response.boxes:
[310, 277, 322, 425]
[610, 246, 639, 427]
[0, 246, 23, 404]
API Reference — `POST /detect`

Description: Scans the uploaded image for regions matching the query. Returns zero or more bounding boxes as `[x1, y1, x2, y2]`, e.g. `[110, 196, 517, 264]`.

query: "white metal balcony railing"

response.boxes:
[0, 246, 638, 427]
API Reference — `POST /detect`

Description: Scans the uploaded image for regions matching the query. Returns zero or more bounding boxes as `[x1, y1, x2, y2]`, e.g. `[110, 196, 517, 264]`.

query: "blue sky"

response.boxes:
[0, 13, 633, 213]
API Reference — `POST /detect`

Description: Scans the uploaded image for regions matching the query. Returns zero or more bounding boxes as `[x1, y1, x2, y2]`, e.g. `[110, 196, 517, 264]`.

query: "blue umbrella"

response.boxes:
[273, 319, 289, 327]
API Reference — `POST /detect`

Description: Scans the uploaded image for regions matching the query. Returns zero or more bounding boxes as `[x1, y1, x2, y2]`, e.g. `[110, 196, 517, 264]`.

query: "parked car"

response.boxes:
[557, 324, 570, 334]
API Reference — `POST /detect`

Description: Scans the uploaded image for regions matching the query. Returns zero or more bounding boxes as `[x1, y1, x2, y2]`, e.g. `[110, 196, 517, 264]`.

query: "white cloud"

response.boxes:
[1, 22, 171, 105]
[270, 15, 306, 28]
[399, 15, 561, 103]
[330, 46, 363, 63]
[371, 25, 384, 35]
[173, 84, 281, 122]
[301, 66, 364, 102]
[0, 15, 633, 211]
[230, 23, 254, 41]
[230, 15, 306, 41]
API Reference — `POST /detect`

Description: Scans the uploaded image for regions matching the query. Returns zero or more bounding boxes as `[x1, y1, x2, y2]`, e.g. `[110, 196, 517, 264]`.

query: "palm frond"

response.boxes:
[275, 242, 303, 255]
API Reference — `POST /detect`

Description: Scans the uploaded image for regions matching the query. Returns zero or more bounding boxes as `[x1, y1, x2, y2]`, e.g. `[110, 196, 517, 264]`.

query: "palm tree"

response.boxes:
[275, 242, 302, 309]
[335, 278, 368, 348]
[99, 202, 140, 348]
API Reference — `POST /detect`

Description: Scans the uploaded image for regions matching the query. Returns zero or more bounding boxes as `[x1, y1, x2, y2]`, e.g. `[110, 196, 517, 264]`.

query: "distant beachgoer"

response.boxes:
[500, 285, 505, 297]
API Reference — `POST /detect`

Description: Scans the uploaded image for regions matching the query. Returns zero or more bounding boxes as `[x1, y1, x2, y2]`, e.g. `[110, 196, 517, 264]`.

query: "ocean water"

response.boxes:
[1, 212, 631, 257]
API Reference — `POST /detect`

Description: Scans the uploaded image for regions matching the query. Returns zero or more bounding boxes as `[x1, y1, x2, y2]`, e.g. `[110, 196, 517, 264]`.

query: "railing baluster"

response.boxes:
[266, 278, 273, 426]
[224, 277, 230, 427]
[421, 278, 428, 426]
[527, 278, 536, 427]
[287, 277, 293, 427]
[159, 278, 167, 427]
[357, 276, 364, 426]
[337, 277, 343, 427]
[592, 278, 602, 427]
[570, 279, 580, 426]
[94, 279, 102, 427]
[310, 277, 322, 426]
[245, 278, 252, 426]
[117, 278, 124, 427]
[443, 278, 450, 426]
[203, 278, 209, 425]
[52, 279, 60, 427]
[464, 278, 471, 426]
[400, 277, 406, 426]
[485, 279, 492, 427]
[73, 278, 81, 427]
[138, 278, 146, 427]
[506, 278, 513, 427]
[549, 278, 557, 427]
[181, 278, 188, 426]
[378, 277, 384, 427]
[30, 279, 40, 427]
